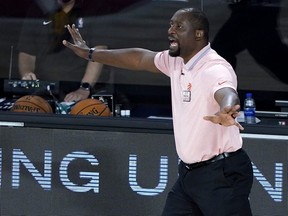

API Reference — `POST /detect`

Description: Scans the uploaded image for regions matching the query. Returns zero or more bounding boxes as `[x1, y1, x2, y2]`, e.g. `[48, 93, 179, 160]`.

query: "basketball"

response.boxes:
[70, 98, 111, 116]
[10, 95, 53, 113]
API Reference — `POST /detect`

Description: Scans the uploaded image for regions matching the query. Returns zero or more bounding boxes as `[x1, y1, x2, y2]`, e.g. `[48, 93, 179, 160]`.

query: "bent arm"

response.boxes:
[81, 45, 107, 86]
[64, 45, 108, 102]
[203, 87, 243, 130]
[214, 87, 240, 112]
[18, 52, 37, 80]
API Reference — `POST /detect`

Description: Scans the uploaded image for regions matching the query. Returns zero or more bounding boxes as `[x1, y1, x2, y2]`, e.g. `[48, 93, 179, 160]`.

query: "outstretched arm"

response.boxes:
[203, 87, 244, 130]
[62, 24, 160, 73]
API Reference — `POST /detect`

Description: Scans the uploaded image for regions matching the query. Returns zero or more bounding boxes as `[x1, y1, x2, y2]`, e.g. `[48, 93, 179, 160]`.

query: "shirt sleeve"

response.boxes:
[204, 63, 238, 97]
[154, 50, 181, 77]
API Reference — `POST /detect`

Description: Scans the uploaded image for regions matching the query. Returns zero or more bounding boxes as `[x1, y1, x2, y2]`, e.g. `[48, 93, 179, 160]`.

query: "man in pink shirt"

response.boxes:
[63, 7, 253, 216]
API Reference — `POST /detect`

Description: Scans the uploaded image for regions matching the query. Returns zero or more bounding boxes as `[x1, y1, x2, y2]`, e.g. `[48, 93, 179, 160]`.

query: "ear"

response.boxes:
[195, 30, 204, 40]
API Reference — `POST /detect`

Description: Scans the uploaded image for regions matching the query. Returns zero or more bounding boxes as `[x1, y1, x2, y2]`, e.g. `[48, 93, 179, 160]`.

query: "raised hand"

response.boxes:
[62, 24, 90, 59]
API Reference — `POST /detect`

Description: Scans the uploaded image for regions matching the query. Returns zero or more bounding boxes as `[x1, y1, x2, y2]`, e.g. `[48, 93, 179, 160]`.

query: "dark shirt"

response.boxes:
[17, 2, 108, 82]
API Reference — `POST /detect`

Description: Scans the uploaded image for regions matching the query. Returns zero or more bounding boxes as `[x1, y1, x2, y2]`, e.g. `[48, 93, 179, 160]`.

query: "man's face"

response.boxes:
[168, 10, 196, 60]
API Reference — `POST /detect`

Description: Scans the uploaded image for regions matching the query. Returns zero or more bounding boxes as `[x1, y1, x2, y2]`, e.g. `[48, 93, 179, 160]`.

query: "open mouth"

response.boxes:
[169, 37, 178, 49]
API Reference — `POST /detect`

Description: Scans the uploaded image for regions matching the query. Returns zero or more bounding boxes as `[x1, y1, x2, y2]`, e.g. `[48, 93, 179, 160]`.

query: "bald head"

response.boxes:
[176, 8, 210, 41]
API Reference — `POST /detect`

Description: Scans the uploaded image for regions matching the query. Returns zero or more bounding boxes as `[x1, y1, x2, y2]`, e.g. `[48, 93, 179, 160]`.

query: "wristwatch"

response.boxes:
[88, 48, 95, 61]
[80, 82, 91, 91]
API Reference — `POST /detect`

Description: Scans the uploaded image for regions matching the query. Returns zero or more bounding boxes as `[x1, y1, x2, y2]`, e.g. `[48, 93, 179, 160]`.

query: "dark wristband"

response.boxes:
[88, 48, 95, 61]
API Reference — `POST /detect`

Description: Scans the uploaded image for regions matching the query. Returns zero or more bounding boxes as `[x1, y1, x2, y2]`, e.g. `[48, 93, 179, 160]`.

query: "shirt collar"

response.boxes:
[184, 43, 211, 70]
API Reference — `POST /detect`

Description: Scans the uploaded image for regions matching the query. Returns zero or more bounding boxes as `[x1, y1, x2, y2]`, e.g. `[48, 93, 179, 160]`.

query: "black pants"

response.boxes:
[161, 149, 253, 216]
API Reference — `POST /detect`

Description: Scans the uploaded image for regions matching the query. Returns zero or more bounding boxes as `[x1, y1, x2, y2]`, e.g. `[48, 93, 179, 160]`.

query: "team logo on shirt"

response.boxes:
[187, 83, 192, 91]
[77, 17, 84, 28]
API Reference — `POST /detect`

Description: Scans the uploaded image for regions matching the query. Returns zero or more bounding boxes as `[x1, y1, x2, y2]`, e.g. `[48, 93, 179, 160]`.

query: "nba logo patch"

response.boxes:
[77, 17, 84, 28]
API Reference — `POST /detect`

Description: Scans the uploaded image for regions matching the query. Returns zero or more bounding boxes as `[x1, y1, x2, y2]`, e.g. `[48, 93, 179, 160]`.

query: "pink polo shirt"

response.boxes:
[154, 43, 242, 164]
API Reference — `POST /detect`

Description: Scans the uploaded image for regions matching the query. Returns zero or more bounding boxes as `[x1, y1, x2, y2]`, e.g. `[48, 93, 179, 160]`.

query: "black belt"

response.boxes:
[184, 148, 243, 170]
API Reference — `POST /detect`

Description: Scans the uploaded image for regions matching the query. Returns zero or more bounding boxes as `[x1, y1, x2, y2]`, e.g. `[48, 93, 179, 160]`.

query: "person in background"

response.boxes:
[17, 0, 107, 102]
[63, 7, 253, 216]
[211, 0, 288, 84]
